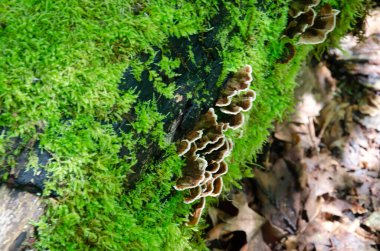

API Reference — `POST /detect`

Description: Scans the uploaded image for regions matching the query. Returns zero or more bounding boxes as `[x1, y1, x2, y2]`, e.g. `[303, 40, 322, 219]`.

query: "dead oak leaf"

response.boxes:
[224, 192, 266, 241]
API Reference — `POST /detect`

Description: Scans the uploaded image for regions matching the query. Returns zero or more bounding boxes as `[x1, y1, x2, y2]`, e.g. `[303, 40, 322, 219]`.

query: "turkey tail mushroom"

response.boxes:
[173, 155, 208, 191]
[186, 197, 206, 226]
[284, 8, 317, 38]
[209, 177, 223, 197]
[298, 4, 340, 45]
[184, 186, 202, 204]
[220, 90, 256, 115]
[175, 65, 256, 225]
[216, 65, 253, 107]
[289, 0, 320, 18]
[177, 130, 203, 156]
[220, 112, 245, 130]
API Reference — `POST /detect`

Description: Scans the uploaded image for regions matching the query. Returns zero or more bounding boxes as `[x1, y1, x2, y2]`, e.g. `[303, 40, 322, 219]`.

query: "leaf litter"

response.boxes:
[206, 9, 380, 251]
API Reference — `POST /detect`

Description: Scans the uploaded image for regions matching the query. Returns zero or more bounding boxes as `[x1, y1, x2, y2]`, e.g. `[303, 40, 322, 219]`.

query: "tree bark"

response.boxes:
[0, 185, 44, 251]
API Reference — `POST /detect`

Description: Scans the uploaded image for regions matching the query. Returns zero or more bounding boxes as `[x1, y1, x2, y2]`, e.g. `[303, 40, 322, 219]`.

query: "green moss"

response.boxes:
[0, 0, 366, 250]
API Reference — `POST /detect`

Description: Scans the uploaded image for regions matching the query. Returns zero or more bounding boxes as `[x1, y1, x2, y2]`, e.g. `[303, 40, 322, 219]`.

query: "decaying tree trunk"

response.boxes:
[0, 185, 44, 251]
[0, 4, 234, 248]
[1, 3, 373, 249]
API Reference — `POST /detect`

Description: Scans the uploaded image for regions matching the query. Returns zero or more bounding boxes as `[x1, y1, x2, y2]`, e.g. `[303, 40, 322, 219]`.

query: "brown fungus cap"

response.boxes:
[206, 162, 220, 173]
[177, 130, 203, 156]
[216, 65, 253, 107]
[232, 65, 252, 83]
[210, 177, 223, 197]
[186, 197, 206, 226]
[184, 186, 202, 204]
[198, 136, 226, 156]
[185, 130, 203, 142]
[298, 4, 340, 45]
[194, 108, 218, 130]
[213, 161, 229, 179]
[239, 89, 256, 110]
[183, 143, 198, 158]
[174, 155, 208, 191]
[201, 171, 213, 186]
[204, 138, 232, 164]
[220, 89, 256, 115]
[224, 76, 251, 93]
[177, 139, 192, 156]
[201, 180, 214, 197]
[195, 123, 226, 151]
[219, 112, 245, 130]
[284, 8, 317, 38]
[289, 0, 320, 18]
[215, 90, 239, 107]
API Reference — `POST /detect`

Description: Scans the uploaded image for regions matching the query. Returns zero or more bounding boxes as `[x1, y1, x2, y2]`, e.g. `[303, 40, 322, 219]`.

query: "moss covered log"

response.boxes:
[0, 0, 367, 250]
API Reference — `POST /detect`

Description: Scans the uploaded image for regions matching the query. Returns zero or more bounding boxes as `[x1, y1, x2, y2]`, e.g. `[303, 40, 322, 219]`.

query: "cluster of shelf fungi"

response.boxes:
[174, 65, 256, 225]
[285, 0, 339, 45]
[173, 0, 341, 226]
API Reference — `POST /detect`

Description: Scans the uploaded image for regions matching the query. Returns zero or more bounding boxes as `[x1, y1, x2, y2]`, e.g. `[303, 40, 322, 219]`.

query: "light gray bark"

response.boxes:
[0, 185, 44, 251]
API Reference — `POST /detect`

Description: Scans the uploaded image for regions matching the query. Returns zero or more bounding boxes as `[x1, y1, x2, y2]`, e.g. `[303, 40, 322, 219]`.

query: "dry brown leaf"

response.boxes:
[359, 90, 380, 116]
[318, 100, 351, 146]
[208, 207, 232, 227]
[319, 197, 352, 217]
[284, 235, 298, 251]
[206, 222, 226, 241]
[206, 192, 267, 250]
[253, 158, 302, 232]
[274, 123, 294, 143]
[226, 17, 380, 249]
[315, 63, 337, 96]
[303, 153, 345, 196]
[365, 9, 380, 36]
[246, 230, 271, 251]
[364, 211, 380, 231]
[292, 93, 323, 124]
[225, 192, 266, 241]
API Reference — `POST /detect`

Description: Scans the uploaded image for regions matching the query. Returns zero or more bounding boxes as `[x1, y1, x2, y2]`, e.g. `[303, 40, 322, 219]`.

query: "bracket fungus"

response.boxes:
[298, 4, 340, 45]
[201, 179, 215, 197]
[184, 186, 202, 204]
[220, 90, 256, 115]
[213, 161, 228, 179]
[289, 0, 320, 18]
[199, 137, 226, 156]
[195, 123, 227, 151]
[186, 197, 206, 226]
[278, 43, 296, 64]
[204, 138, 233, 164]
[220, 112, 245, 130]
[284, 8, 317, 39]
[209, 177, 223, 197]
[216, 65, 253, 107]
[173, 155, 208, 191]
[177, 130, 203, 156]
[284, 2, 339, 45]
[174, 65, 256, 225]
[194, 108, 219, 130]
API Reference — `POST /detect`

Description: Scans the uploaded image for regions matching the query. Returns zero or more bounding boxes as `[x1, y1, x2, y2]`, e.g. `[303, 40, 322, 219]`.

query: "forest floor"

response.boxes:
[205, 9, 380, 251]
